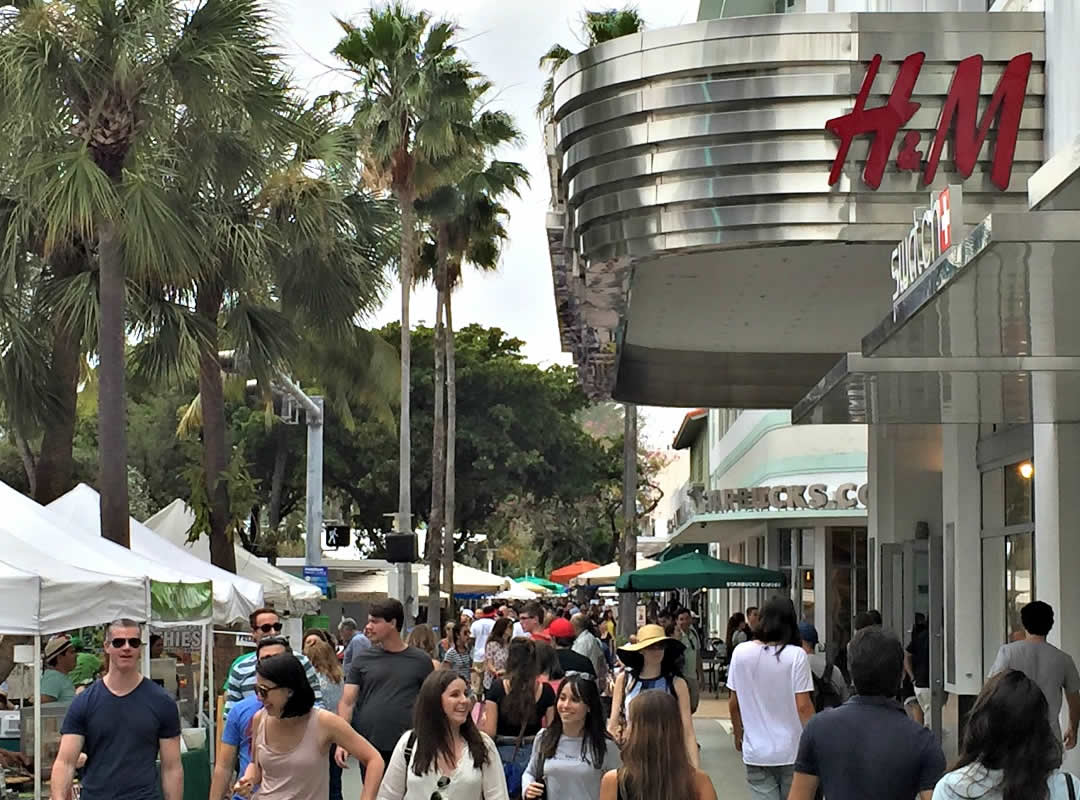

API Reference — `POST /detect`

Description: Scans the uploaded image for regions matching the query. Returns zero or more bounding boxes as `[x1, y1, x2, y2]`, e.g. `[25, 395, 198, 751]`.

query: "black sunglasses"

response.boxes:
[110, 637, 142, 649]
[254, 623, 283, 633]
[430, 776, 450, 800]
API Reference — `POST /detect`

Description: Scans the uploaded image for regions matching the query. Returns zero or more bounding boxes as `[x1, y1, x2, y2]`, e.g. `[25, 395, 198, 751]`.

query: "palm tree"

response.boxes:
[334, 3, 476, 548]
[0, 0, 292, 546]
[537, 7, 647, 120]
[419, 154, 527, 610]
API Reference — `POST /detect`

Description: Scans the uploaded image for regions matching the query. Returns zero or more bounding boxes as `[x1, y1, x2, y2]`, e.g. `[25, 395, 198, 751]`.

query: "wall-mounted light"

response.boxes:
[1018, 461, 1034, 480]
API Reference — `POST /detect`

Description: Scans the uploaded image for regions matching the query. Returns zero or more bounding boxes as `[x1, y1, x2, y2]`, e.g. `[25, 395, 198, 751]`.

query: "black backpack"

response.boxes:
[812, 650, 844, 712]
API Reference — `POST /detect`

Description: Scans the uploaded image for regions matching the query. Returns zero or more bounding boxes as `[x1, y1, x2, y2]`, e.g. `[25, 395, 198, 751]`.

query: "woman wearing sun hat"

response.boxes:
[606, 624, 698, 767]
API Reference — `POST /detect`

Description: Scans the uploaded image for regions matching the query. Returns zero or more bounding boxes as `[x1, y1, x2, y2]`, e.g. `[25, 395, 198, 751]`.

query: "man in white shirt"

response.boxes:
[469, 604, 497, 696]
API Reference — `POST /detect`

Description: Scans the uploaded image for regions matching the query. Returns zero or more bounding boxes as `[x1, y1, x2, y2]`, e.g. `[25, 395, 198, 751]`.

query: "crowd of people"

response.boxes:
[34, 591, 1080, 800]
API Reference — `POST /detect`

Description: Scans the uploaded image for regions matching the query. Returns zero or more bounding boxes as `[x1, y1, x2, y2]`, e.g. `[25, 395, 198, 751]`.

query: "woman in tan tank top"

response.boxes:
[234, 653, 384, 800]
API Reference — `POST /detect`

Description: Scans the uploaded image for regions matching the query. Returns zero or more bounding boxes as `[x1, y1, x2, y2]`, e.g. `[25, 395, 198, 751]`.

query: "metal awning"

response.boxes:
[792, 353, 1080, 424]
[794, 140, 1080, 425]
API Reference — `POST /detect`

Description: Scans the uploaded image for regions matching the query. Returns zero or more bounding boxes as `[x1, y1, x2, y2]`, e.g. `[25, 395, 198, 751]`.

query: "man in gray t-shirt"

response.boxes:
[989, 600, 1080, 747]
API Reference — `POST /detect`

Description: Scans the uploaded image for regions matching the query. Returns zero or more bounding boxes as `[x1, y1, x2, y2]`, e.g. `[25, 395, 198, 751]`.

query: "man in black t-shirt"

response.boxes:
[52, 619, 182, 800]
[548, 618, 596, 679]
[338, 598, 434, 766]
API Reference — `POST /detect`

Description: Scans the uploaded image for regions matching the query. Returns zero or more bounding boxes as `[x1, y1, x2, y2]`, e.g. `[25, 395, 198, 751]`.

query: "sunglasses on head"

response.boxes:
[110, 637, 142, 649]
[254, 622, 283, 633]
[430, 776, 450, 800]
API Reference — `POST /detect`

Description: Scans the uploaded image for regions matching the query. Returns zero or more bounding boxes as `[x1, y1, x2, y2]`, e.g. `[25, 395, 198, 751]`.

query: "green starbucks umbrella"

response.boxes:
[615, 552, 785, 592]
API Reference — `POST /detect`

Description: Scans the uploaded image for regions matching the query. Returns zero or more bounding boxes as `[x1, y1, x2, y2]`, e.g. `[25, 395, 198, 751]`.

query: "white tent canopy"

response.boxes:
[493, 583, 537, 601]
[0, 524, 150, 634]
[145, 499, 322, 615]
[571, 556, 659, 586]
[417, 563, 508, 595]
[0, 482, 210, 624]
[48, 484, 264, 625]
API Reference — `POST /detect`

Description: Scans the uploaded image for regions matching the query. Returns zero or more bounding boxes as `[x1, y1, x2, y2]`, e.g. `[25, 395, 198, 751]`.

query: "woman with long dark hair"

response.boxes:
[522, 675, 619, 800]
[933, 670, 1079, 800]
[481, 638, 556, 797]
[598, 690, 715, 800]
[375, 670, 508, 800]
[725, 612, 747, 658]
[606, 624, 697, 767]
[442, 622, 474, 687]
[727, 596, 814, 800]
[484, 617, 513, 693]
[234, 653, 383, 800]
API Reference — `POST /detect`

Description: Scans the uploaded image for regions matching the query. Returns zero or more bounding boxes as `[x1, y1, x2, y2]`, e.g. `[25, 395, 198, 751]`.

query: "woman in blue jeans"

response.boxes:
[481, 639, 556, 798]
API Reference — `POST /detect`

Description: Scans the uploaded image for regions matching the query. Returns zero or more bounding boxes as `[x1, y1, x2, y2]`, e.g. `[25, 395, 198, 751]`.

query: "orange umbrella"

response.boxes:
[550, 560, 601, 584]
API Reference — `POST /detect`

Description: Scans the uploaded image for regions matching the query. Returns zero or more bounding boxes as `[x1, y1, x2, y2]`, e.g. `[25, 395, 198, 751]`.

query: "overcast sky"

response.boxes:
[271, 0, 697, 448]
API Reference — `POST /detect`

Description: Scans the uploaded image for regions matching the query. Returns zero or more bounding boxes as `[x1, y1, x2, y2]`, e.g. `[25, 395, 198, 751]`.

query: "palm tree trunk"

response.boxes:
[14, 431, 36, 497]
[395, 183, 416, 537]
[443, 278, 457, 605]
[427, 233, 448, 625]
[196, 283, 237, 573]
[34, 246, 86, 504]
[268, 422, 288, 532]
[96, 220, 130, 547]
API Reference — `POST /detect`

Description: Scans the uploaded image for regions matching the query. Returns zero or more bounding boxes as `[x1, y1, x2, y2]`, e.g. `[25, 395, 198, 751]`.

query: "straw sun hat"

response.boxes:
[617, 624, 686, 658]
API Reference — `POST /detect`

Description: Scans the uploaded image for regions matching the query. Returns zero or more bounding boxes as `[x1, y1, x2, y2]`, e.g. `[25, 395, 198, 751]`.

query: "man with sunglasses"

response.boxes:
[223, 608, 322, 715]
[51, 619, 182, 800]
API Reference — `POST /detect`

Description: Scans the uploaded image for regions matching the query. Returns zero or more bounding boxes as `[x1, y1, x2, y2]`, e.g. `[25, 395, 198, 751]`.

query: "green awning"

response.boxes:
[513, 576, 564, 592]
[615, 552, 785, 592]
[150, 580, 214, 624]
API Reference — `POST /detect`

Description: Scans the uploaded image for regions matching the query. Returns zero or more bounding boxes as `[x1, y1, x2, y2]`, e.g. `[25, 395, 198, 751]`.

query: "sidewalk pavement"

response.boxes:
[696, 694, 731, 719]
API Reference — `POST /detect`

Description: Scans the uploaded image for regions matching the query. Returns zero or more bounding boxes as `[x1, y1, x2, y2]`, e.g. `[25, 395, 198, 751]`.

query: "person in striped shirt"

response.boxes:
[223, 608, 322, 714]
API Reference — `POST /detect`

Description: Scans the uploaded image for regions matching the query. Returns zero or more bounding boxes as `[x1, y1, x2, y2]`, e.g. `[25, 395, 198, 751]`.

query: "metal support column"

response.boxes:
[305, 397, 325, 567]
[929, 528, 945, 740]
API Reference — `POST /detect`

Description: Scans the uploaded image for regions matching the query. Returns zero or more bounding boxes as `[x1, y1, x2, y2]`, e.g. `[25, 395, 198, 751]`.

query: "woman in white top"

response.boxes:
[933, 669, 1079, 800]
[376, 670, 509, 800]
[523, 675, 620, 800]
[726, 596, 815, 800]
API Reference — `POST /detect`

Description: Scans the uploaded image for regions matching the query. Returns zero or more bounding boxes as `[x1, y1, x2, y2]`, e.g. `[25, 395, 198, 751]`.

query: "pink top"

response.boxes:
[254, 709, 330, 799]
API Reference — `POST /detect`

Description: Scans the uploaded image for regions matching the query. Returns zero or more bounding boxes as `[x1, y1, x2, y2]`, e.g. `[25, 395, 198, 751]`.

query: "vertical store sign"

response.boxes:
[826, 52, 1033, 190]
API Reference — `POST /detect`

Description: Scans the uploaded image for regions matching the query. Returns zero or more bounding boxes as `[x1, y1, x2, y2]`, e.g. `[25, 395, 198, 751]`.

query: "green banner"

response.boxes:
[149, 580, 214, 623]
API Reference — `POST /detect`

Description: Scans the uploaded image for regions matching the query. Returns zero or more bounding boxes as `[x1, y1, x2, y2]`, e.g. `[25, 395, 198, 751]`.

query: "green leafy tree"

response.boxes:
[537, 7, 647, 120]
[0, 0, 298, 545]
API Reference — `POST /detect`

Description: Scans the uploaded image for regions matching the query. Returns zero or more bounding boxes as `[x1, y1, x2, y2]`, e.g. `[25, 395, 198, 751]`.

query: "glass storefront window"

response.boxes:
[799, 530, 815, 567]
[1005, 532, 1034, 641]
[1004, 461, 1034, 526]
[801, 568, 815, 622]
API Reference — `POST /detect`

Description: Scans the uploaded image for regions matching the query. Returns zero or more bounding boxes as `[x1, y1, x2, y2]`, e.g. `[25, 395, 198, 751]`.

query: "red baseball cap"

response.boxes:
[547, 618, 575, 639]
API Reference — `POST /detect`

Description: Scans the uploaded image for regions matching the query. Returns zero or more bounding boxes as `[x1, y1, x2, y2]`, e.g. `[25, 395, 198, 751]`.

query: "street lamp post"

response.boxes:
[276, 375, 324, 568]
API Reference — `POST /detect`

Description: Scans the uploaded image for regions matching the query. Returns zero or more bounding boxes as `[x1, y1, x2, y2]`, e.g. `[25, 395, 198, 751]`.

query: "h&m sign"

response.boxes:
[826, 52, 1033, 191]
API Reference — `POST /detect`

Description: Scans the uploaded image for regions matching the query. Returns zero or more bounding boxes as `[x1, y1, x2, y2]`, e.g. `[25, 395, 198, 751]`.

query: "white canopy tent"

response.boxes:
[0, 524, 151, 800]
[493, 583, 537, 601]
[145, 499, 322, 615]
[417, 563, 509, 595]
[0, 482, 212, 625]
[48, 484, 264, 625]
[570, 556, 659, 587]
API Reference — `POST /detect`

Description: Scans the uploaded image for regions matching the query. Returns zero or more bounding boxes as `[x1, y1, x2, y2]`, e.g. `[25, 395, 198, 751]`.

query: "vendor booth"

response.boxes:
[0, 525, 150, 800]
[48, 484, 264, 626]
[145, 499, 321, 615]
[571, 556, 658, 587]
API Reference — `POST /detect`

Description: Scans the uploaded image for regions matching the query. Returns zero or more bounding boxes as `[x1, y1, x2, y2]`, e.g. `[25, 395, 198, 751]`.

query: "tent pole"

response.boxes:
[208, 630, 215, 768]
[197, 625, 205, 728]
[33, 634, 41, 800]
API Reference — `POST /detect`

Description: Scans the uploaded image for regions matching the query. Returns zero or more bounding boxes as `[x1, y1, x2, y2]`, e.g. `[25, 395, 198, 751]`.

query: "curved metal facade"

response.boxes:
[546, 12, 1045, 402]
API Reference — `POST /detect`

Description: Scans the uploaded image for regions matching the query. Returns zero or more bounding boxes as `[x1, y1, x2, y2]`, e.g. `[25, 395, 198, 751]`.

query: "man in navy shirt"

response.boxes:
[789, 626, 945, 800]
[209, 636, 289, 800]
[51, 619, 182, 800]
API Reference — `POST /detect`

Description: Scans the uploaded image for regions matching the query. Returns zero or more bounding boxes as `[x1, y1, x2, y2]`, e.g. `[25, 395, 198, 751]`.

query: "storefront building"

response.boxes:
[545, 0, 1080, 758]
[665, 409, 870, 648]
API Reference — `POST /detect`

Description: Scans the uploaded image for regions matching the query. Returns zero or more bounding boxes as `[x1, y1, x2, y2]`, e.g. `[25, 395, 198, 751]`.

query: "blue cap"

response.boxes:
[798, 621, 819, 646]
